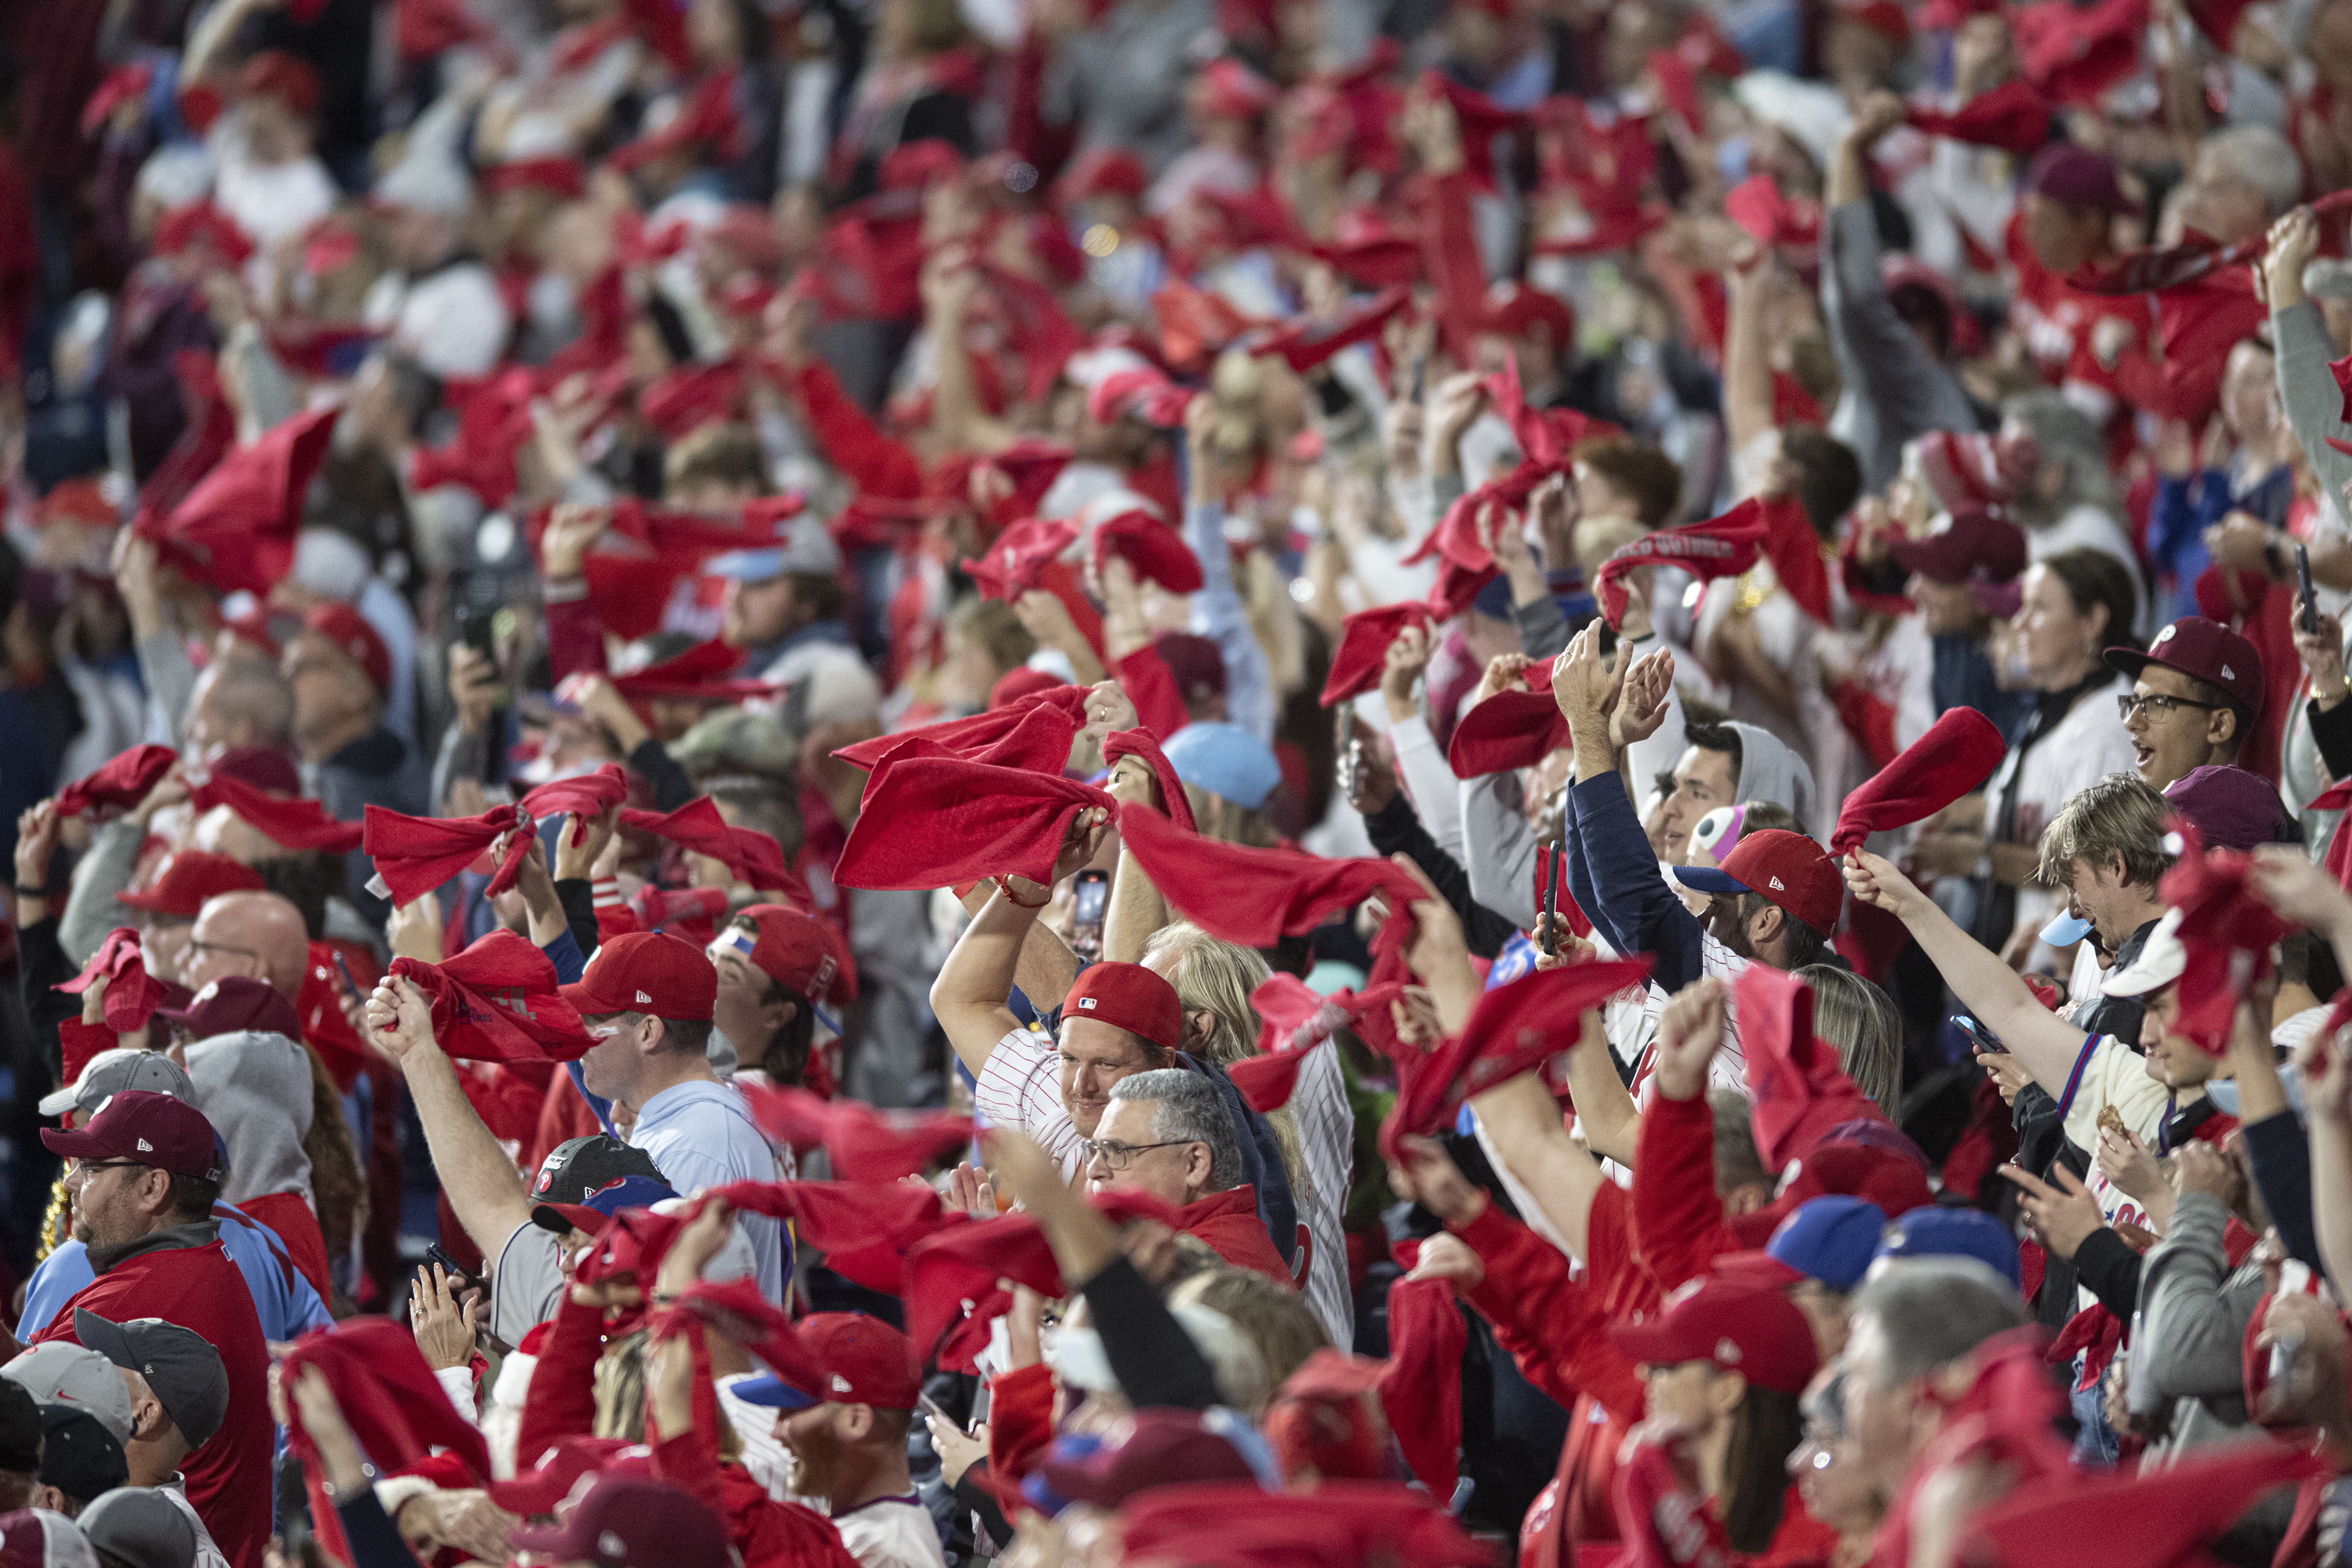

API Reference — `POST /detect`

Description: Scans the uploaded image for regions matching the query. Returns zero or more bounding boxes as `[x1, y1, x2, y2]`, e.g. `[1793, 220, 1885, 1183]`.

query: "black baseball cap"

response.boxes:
[72, 1312, 227, 1450]
[0, 1379, 37, 1473]
[529, 1135, 665, 1206]
[39, 1403, 128, 1502]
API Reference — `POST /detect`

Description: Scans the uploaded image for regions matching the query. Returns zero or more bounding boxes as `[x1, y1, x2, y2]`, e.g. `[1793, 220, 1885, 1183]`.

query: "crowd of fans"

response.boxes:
[16, 0, 2352, 1561]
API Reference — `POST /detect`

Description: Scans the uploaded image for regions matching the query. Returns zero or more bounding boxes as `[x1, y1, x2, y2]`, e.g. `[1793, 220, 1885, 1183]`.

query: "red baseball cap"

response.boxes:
[713, 905, 859, 1009]
[302, 604, 391, 697]
[157, 974, 302, 1040]
[1886, 507, 2028, 587]
[1670, 829, 1843, 935]
[1608, 1278, 1819, 1396]
[1479, 280, 1575, 346]
[40, 1090, 224, 1182]
[117, 851, 267, 918]
[1062, 962, 1181, 1054]
[733, 1312, 921, 1410]
[2106, 616, 2265, 724]
[560, 931, 719, 1020]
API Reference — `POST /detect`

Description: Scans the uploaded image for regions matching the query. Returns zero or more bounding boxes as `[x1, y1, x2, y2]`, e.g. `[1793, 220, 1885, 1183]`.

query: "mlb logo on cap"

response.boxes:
[1079, 998, 1098, 1010]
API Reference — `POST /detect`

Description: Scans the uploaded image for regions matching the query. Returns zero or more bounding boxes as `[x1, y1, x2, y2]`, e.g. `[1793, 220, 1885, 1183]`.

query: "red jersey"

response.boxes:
[36, 1232, 274, 1568]
[1177, 1186, 1295, 1283]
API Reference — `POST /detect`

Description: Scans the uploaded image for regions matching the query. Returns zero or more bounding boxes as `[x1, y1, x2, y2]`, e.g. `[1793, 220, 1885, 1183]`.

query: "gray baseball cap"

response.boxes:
[78, 1487, 197, 1568]
[72, 1314, 226, 1450]
[38, 1049, 195, 1119]
[3, 1344, 134, 1446]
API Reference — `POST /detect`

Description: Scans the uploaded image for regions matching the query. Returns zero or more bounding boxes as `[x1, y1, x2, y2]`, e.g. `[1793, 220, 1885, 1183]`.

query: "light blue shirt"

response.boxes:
[22, 1201, 335, 1342]
[631, 1080, 789, 1303]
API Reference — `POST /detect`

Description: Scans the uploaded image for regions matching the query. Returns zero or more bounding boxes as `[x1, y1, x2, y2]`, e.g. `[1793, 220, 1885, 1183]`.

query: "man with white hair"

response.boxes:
[1085, 1069, 1294, 1283]
[2179, 125, 2303, 245]
[362, 100, 511, 378]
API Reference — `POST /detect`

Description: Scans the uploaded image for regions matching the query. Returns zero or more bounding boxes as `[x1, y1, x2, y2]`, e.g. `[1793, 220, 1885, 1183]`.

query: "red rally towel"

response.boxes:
[736, 1082, 973, 1183]
[607, 642, 769, 702]
[1092, 510, 1203, 594]
[1101, 728, 1197, 833]
[1320, 602, 1434, 706]
[620, 797, 801, 896]
[56, 926, 173, 1034]
[1829, 706, 2008, 853]
[1905, 80, 2056, 154]
[1445, 657, 1566, 779]
[52, 746, 176, 820]
[832, 759, 1113, 891]
[710, 1179, 949, 1295]
[1738, 963, 1888, 1171]
[832, 686, 1089, 773]
[1114, 800, 1424, 952]
[1596, 499, 1770, 629]
[519, 764, 631, 843]
[136, 406, 338, 595]
[1380, 1276, 1466, 1496]
[647, 1277, 827, 1397]
[387, 929, 596, 1061]
[362, 803, 531, 907]
[186, 771, 365, 853]
[962, 517, 1080, 600]
[1229, 971, 1408, 1112]
[2155, 822, 2288, 1055]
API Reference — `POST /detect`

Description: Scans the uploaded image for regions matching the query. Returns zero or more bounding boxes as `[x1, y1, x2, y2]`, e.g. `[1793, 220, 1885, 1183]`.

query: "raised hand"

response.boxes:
[409, 1263, 482, 1370]
[1651, 978, 1726, 1102]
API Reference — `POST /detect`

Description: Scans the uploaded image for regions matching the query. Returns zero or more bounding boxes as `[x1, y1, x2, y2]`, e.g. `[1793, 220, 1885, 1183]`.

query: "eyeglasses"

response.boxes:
[2117, 693, 2223, 722]
[1080, 1139, 1191, 1171]
[67, 1160, 147, 1177]
[185, 939, 262, 963]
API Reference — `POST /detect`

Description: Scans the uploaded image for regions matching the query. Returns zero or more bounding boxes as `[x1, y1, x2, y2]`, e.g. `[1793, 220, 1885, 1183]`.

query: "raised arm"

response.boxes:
[1844, 849, 2088, 1095]
[931, 809, 1108, 1076]
[1467, 1035, 1607, 1263]
[365, 973, 536, 1260]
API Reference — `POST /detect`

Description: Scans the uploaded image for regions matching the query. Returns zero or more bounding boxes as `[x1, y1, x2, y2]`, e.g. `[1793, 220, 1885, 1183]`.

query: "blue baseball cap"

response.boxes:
[1766, 1197, 1886, 1291]
[731, 1372, 817, 1409]
[703, 516, 844, 583]
[1872, 1206, 2020, 1288]
[1162, 720, 1283, 811]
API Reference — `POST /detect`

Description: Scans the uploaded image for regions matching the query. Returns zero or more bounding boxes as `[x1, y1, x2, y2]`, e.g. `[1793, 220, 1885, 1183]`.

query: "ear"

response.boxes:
[2210, 705, 2238, 749]
[762, 994, 798, 1034]
[1709, 1368, 1750, 1420]
[1185, 1140, 1215, 1192]
[1183, 1007, 1218, 1051]
[135, 1166, 175, 1218]
[839, 1402, 876, 1441]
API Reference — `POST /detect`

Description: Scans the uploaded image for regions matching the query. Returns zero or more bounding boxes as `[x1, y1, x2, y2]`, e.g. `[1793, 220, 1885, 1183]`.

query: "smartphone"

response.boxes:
[1070, 868, 1110, 958]
[2297, 542, 2318, 634]
[915, 1392, 951, 1426]
[460, 609, 513, 784]
[423, 1242, 488, 1298]
[330, 951, 364, 1002]
[1953, 1013, 2004, 1055]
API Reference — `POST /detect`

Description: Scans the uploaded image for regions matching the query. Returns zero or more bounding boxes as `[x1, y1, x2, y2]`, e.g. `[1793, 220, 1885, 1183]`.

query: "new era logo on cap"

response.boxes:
[830, 1374, 853, 1393]
[636, 990, 652, 1004]
[1769, 876, 1785, 891]
[1715, 1337, 1743, 1364]
[136, 1139, 152, 1152]
[2221, 665, 2235, 680]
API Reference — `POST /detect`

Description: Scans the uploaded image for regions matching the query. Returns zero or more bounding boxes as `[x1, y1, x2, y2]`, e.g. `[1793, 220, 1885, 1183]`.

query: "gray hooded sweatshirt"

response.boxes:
[183, 1031, 315, 1206]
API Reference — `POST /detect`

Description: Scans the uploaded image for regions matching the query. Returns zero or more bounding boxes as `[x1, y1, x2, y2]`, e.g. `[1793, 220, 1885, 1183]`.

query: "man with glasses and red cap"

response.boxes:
[22, 1092, 271, 1568]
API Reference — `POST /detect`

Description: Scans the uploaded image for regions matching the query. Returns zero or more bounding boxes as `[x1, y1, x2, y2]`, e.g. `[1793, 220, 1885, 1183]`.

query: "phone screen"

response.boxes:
[1072, 871, 1109, 929]
[2298, 543, 2318, 633]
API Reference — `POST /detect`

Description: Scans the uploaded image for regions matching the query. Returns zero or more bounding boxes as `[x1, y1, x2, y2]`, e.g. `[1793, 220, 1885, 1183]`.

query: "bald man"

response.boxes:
[180, 892, 309, 999]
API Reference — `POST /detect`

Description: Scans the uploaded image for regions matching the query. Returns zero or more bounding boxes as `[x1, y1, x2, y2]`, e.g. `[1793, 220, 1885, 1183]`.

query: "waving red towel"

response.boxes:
[283, 1317, 490, 1479]
[1380, 1277, 1467, 1495]
[1101, 728, 1196, 833]
[57, 926, 174, 1034]
[903, 1190, 1184, 1361]
[833, 686, 1090, 772]
[737, 1081, 973, 1182]
[1321, 602, 1435, 706]
[1830, 707, 2009, 854]
[1905, 80, 2055, 154]
[2157, 826, 2288, 1056]
[648, 1277, 827, 1396]
[1093, 510, 1203, 594]
[1115, 801, 1424, 950]
[1445, 658, 1566, 779]
[963, 517, 1080, 601]
[138, 406, 339, 594]
[835, 759, 1113, 891]
[53, 746, 177, 820]
[621, 797, 800, 896]
[519, 763, 631, 843]
[1228, 971, 1408, 1112]
[186, 771, 364, 853]
[1251, 285, 1412, 375]
[388, 929, 595, 1061]
[1724, 174, 1821, 248]
[1596, 499, 1769, 629]
[1739, 964, 1886, 1170]
[607, 641, 771, 701]
[362, 804, 530, 906]
[711, 1179, 950, 1294]
[630, 884, 729, 945]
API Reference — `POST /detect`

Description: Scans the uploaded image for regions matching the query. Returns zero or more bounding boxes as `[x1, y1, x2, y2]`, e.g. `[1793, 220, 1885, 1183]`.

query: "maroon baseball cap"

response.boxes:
[712, 905, 858, 1008]
[2105, 616, 2265, 723]
[487, 1435, 650, 1514]
[1153, 633, 1227, 703]
[1062, 962, 1181, 1054]
[2163, 764, 2294, 852]
[1670, 829, 1843, 935]
[1886, 507, 2028, 587]
[560, 931, 718, 1020]
[157, 975, 302, 1040]
[116, 851, 267, 918]
[1037, 1409, 1260, 1508]
[41, 1090, 223, 1182]
[507, 1476, 727, 1568]
[1608, 1278, 1820, 1396]
[2023, 143, 2142, 217]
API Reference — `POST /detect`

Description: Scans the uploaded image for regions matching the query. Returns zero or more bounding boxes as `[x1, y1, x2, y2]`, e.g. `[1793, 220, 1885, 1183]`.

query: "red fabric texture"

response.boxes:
[52, 745, 175, 819]
[36, 1240, 274, 1568]
[834, 759, 1112, 890]
[57, 926, 171, 1032]
[1380, 1276, 1465, 1496]
[241, 1190, 332, 1301]
[186, 771, 364, 853]
[2015, 0, 2148, 104]
[362, 803, 530, 906]
[1114, 800, 1423, 949]
[1229, 971, 1405, 1112]
[605, 643, 766, 703]
[520, 764, 631, 839]
[1092, 510, 1203, 593]
[282, 1316, 489, 1484]
[735, 1082, 973, 1182]
[1116, 646, 1192, 743]
[619, 797, 800, 895]
[648, 1279, 827, 1396]
[1830, 706, 2009, 852]
[963, 516, 1080, 599]
[1177, 1185, 1294, 1280]
[833, 686, 1089, 771]
[1321, 603, 1436, 706]
[1114, 1481, 1486, 1568]
[1739, 964, 1889, 1171]
[1630, 1089, 1745, 1296]
[710, 1179, 947, 1294]
[2155, 825, 2290, 1055]
[1906, 80, 2056, 152]
[2113, 265, 2267, 425]
[1445, 658, 1567, 779]
[387, 929, 596, 1062]
[1597, 499, 1771, 628]
[1101, 727, 1197, 833]
[136, 406, 338, 595]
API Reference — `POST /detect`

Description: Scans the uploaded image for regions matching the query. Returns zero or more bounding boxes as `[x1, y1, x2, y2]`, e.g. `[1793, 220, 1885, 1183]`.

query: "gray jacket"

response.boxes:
[1822, 200, 1981, 491]
[58, 817, 150, 969]
[2129, 1189, 2268, 1463]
